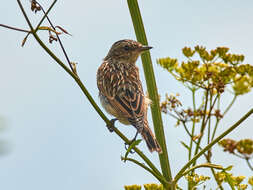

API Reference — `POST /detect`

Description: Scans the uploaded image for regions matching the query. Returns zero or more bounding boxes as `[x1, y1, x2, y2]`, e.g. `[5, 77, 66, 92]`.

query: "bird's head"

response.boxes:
[104, 39, 152, 64]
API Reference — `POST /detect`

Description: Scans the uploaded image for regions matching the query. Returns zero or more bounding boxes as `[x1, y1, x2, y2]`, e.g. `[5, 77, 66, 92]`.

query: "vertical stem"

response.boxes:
[210, 168, 224, 190]
[127, 0, 172, 188]
[188, 88, 196, 190]
[189, 88, 196, 161]
[193, 90, 209, 166]
[207, 94, 213, 144]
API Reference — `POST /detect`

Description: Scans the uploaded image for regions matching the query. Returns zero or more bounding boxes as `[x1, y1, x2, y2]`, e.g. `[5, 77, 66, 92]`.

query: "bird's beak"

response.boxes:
[139, 45, 153, 52]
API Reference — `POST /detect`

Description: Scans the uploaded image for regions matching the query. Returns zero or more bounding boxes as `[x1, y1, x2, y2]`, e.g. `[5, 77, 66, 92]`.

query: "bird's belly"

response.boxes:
[99, 93, 130, 125]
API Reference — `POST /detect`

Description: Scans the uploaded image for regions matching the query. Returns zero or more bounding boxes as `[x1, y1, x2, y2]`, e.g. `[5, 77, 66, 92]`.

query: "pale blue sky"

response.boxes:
[0, 0, 252, 189]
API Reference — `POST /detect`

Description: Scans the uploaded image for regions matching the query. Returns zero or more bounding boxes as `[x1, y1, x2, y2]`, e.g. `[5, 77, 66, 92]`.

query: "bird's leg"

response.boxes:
[107, 118, 118, 132]
[124, 131, 139, 154]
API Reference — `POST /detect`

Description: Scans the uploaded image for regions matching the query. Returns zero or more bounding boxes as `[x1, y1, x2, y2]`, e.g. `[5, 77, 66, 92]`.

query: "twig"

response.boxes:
[181, 163, 223, 176]
[192, 90, 209, 165]
[0, 24, 30, 33]
[245, 157, 253, 171]
[34, 0, 74, 73]
[34, 0, 57, 32]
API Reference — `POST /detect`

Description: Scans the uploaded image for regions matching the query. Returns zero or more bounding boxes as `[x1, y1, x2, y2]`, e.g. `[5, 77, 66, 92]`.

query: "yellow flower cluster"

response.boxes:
[124, 184, 142, 190]
[185, 173, 210, 189]
[143, 184, 164, 190]
[219, 138, 253, 155]
[157, 46, 253, 95]
[124, 184, 164, 190]
[216, 170, 249, 189]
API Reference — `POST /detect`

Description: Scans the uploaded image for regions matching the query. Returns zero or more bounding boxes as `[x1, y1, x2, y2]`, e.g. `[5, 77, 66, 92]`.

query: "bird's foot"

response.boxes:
[124, 142, 136, 154]
[124, 131, 139, 154]
[106, 118, 118, 132]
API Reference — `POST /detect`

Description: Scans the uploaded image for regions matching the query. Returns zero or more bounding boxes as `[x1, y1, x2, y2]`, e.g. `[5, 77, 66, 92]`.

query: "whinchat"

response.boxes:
[97, 39, 162, 153]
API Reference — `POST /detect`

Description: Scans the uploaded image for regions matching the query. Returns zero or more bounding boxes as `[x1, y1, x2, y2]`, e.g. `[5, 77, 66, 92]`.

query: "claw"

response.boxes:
[106, 118, 118, 132]
[124, 131, 139, 154]
[124, 142, 136, 154]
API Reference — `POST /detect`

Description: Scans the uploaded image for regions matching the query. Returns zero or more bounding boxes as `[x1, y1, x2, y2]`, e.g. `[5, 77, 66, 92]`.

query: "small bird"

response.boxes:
[97, 39, 162, 154]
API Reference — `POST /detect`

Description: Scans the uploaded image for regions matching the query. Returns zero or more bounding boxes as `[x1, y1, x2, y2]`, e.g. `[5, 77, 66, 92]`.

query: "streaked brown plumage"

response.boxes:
[97, 39, 162, 154]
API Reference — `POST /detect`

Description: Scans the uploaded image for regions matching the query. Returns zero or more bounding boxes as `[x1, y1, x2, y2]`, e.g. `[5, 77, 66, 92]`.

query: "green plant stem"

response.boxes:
[34, 0, 57, 32]
[0, 24, 30, 33]
[210, 167, 224, 190]
[35, 0, 74, 72]
[245, 157, 253, 171]
[193, 90, 209, 166]
[223, 95, 237, 116]
[189, 88, 197, 161]
[207, 93, 213, 144]
[211, 118, 220, 142]
[211, 95, 237, 141]
[224, 173, 236, 190]
[121, 157, 169, 186]
[203, 94, 218, 127]
[16, 0, 163, 180]
[127, 1, 172, 188]
[182, 163, 223, 176]
[174, 108, 253, 183]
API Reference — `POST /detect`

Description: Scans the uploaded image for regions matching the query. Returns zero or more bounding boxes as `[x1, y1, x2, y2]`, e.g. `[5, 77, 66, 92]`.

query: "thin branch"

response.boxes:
[245, 157, 253, 171]
[0, 24, 30, 33]
[16, 0, 35, 31]
[189, 89, 197, 161]
[34, 0, 74, 73]
[121, 157, 169, 186]
[203, 94, 218, 127]
[34, 0, 57, 32]
[181, 121, 208, 159]
[223, 95, 237, 116]
[207, 93, 213, 144]
[211, 95, 236, 141]
[174, 108, 253, 183]
[210, 167, 225, 190]
[193, 90, 209, 165]
[181, 163, 223, 176]
[211, 118, 220, 141]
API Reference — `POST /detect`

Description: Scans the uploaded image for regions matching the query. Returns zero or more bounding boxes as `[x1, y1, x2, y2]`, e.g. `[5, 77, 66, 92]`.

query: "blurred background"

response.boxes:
[0, 0, 252, 189]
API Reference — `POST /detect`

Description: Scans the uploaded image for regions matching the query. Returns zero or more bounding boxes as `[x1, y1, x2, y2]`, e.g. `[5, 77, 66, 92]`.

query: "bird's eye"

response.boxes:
[124, 45, 130, 51]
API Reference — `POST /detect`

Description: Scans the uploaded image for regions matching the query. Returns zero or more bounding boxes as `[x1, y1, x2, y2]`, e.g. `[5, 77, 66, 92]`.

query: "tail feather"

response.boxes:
[141, 125, 162, 154]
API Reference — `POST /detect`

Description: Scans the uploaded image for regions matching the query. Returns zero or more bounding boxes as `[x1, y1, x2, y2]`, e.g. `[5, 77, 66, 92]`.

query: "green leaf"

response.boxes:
[224, 165, 233, 171]
[124, 139, 142, 161]
[180, 141, 190, 150]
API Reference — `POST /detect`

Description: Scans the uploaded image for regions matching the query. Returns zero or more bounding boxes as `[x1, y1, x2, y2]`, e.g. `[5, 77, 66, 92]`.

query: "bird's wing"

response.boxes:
[110, 88, 145, 121]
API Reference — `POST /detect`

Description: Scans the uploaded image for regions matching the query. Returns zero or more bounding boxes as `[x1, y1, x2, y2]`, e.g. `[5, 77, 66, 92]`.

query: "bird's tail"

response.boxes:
[141, 122, 162, 154]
